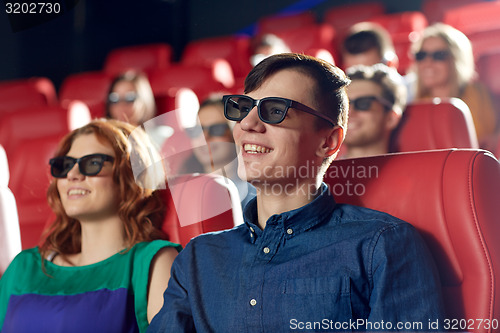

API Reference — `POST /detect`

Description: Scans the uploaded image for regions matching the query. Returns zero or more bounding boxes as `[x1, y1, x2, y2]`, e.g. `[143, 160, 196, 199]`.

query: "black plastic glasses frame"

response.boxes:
[222, 94, 336, 126]
[414, 50, 450, 62]
[49, 154, 115, 178]
[349, 95, 393, 111]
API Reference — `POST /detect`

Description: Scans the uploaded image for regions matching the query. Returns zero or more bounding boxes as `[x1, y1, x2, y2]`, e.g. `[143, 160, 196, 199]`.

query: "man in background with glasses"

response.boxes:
[148, 53, 444, 332]
[341, 63, 406, 159]
[184, 95, 256, 210]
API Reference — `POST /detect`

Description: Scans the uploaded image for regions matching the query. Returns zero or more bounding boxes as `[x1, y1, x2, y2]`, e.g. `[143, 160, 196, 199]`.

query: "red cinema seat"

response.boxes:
[323, 2, 385, 37]
[274, 24, 337, 63]
[59, 71, 114, 119]
[149, 65, 225, 111]
[103, 43, 172, 76]
[496, 137, 500, 161]
[477, 52, 500, 96]
[0, 145, 21, 274]
[443, 1, 500, 36]
[0, 104, 91, 158]
[327, 149, 500, 330]
[443, 2, 500, 58]
[0, 77, 57, 113]
[255, 11, 316, 36]
[391, 98, 479, 153]
[477, 52, 500, 131]
[158, 108, 198, 176]
[422, 0, 481, 24]
[8, 135, 60, 249]
[369, 11, 428, 37]
[368, 11, 428, 74]
[160, 174, 243, 247]
[181, 35, 253, 88]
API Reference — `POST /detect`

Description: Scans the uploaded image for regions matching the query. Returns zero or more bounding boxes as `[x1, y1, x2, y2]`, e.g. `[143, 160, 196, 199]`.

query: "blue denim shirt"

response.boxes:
[148, 184, 445, 332]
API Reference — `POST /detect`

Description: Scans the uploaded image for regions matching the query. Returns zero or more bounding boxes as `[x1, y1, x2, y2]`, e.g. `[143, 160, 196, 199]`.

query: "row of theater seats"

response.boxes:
[20, 0, 497, 117]
[329, 148, 500, 331]
[1, 2, 500, 322]
[51, 1, 500, 121]
[2, 143, 500, 329]
[0, 139, 242, 245]
[0, 82, 489, 248]
[1, 0, 500, 253]
[3, 2, 499, 120]
[0, 145, 22, 276]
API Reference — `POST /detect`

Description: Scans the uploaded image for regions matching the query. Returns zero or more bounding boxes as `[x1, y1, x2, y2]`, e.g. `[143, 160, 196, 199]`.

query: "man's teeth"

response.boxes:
[243, 144, 273, 154]
[68, 189, 89, 196]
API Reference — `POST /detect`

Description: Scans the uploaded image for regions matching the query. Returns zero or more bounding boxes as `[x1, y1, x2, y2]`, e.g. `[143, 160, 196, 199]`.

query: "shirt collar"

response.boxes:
[243, 183, 337, 242]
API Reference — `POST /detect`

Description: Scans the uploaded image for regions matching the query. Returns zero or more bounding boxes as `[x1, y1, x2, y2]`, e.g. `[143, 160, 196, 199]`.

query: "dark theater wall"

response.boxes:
[0, 0, 421, 89]
[188, 0, 423, 40]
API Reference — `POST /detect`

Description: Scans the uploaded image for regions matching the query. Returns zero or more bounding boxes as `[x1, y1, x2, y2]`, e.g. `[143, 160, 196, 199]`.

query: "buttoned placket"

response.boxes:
[243, 215, 286, 332]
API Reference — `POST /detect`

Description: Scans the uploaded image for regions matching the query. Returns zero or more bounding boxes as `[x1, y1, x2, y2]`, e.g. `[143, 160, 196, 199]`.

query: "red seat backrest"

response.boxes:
[0, 77, 57, 113]
[0, 105, 90, 157]
[149, 65, 223, 109]
[369, 11, 428, 36]
[273, 24, 337, 62]
[422, 0, 480, 24]
[103, 43, 172, 76]
[0, 144, 21, 274]
[443, 2, 500, 58]
[326, 149, 500, 328]
[160, 173, 242, 247]
[477, 52, 500, 95]
[323, 2, 385, 32]
[368, 11, 428, 74]
[181, 35, 253, 82]
[391, 98, 479, 153]
[59, 71, 114, 118]
[157, 108, 197, 176]
[60, 71, 113, 103]
[8, 135, 60, 249]
[443, 1, 500, 36]
[256, 11, 316, 36]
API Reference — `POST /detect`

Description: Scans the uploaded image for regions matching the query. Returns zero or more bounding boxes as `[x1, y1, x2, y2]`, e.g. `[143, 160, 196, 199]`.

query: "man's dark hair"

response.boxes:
[244, 53, 350, 130]
[346, 63, 407, 115]
[343, 22, 396, 64]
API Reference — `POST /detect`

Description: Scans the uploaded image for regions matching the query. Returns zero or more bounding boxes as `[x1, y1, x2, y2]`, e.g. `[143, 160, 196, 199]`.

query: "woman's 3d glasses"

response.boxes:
[186, 123, 230, 139]
[349, 95, 393, 111]
[222, 94, 336, 126]
[49, 154, 115, 178]
[108, 92, 137, 104]
[415, 50, 450, 62]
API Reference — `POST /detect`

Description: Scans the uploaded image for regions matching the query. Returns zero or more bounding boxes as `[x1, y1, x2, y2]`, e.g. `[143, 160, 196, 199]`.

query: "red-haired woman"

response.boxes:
[0, 119, 180, 333]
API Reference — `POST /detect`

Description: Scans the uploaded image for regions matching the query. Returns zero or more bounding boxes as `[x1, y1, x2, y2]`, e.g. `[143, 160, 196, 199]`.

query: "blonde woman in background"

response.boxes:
[410, 23, 498, 144]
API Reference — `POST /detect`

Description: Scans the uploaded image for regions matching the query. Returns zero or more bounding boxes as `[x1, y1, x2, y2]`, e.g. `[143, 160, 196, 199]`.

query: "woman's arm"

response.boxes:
[147, 246, 178, 323]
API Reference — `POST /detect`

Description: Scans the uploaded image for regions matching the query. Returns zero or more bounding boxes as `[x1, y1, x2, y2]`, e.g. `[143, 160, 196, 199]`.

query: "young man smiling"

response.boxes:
[342, 63, 406, 159]
[148, 54, 444, 332]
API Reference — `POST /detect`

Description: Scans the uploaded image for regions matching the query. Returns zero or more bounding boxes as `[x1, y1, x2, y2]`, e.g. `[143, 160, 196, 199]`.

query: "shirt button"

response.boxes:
[263, 247, 270, 254]
[250, 233, 253, 238]
[250, 299, 257, 306]
[249, 227, 255, 232]
[286, 228, 293, 235]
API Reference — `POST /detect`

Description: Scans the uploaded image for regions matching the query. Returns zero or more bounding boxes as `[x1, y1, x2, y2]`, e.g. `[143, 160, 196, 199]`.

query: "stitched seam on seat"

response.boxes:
[468, 151, 495, 324]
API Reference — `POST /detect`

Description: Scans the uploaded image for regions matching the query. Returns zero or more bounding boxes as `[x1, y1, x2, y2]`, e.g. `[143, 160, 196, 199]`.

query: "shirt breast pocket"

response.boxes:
[282, 275, 353, 328]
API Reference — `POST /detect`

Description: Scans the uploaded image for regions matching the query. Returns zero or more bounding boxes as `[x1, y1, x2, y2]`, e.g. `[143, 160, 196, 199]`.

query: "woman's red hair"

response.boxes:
[40, 119, 167, 258]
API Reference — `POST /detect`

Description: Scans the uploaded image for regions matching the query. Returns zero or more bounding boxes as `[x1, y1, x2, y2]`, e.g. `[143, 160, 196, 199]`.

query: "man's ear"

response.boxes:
[385, 110, 402, 131]
[316, 125, 344, 158]
[384, 52, 399, 70]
